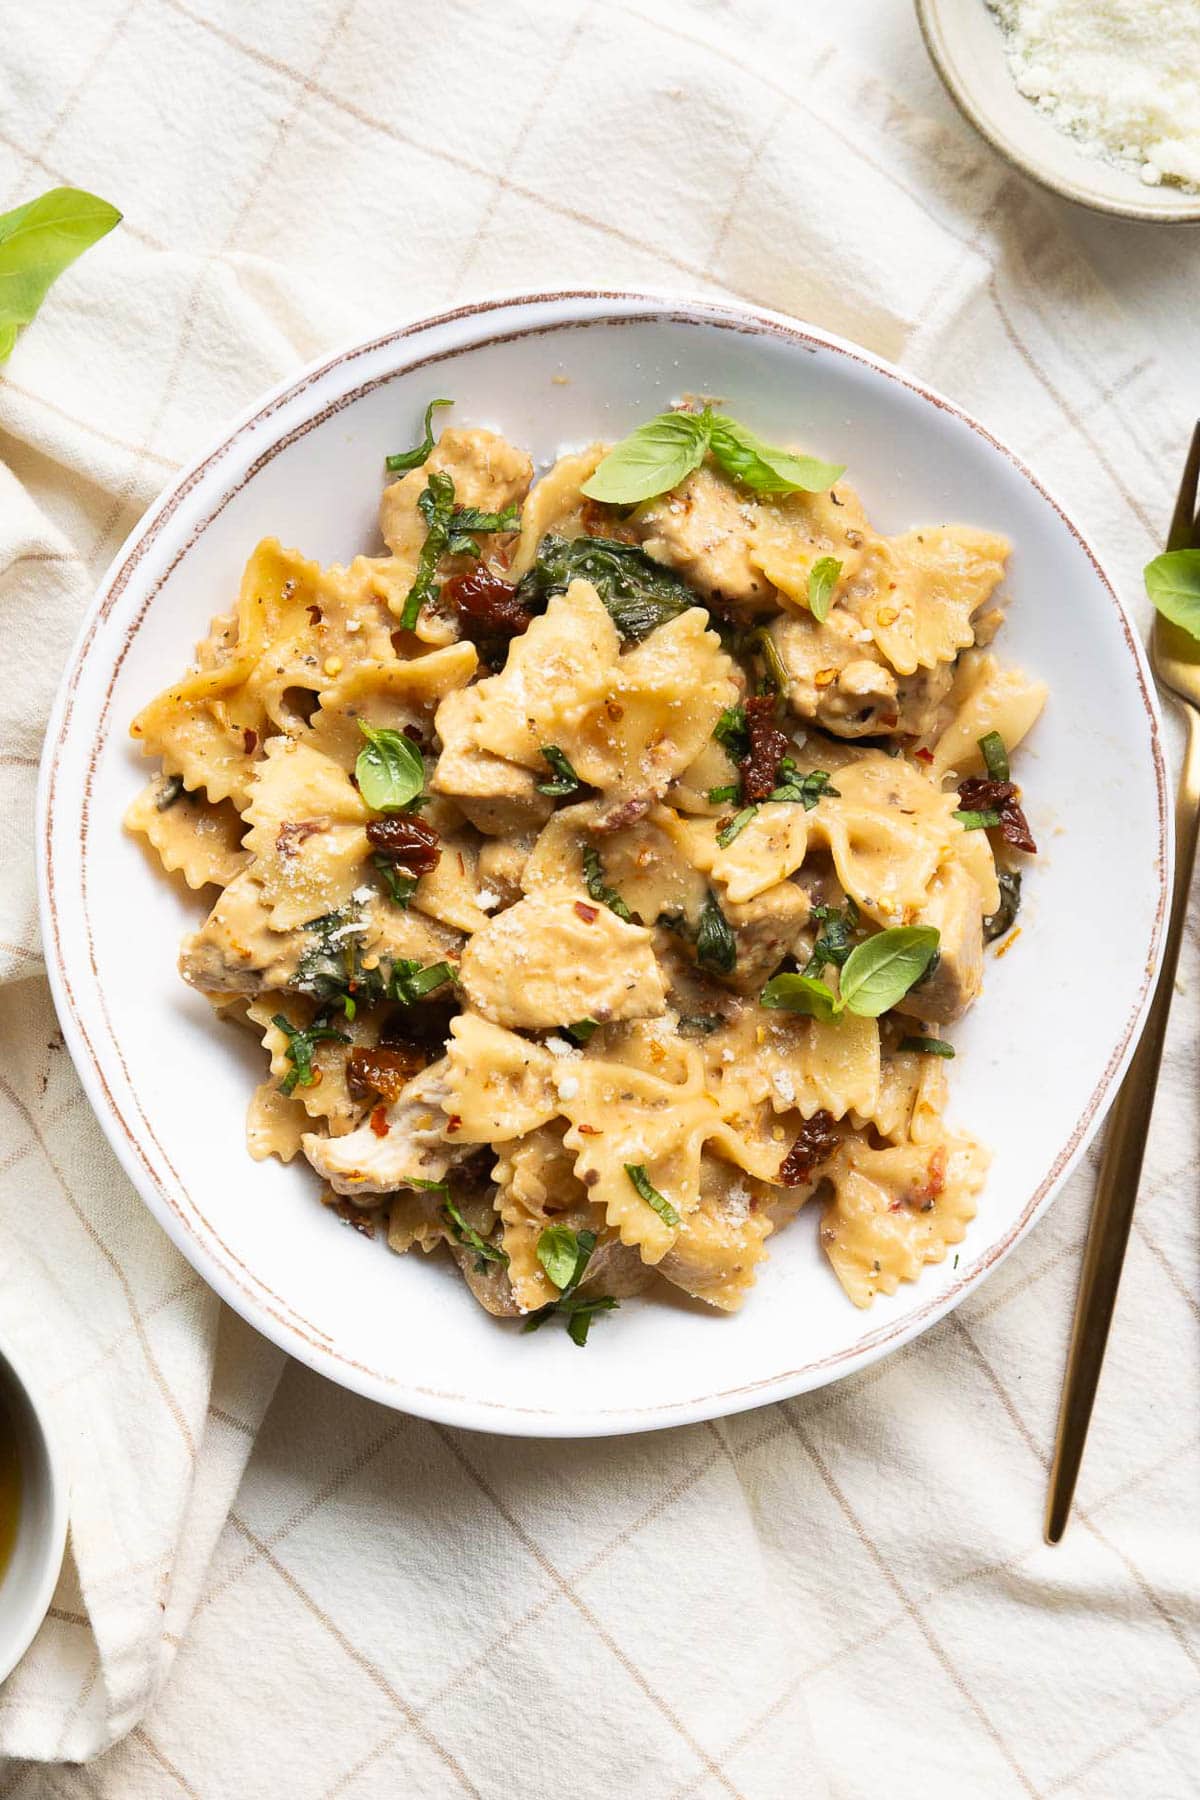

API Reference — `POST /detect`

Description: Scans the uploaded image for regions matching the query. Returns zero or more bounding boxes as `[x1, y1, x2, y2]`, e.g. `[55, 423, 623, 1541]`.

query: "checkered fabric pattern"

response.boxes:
[1, 2, 1197, 1794]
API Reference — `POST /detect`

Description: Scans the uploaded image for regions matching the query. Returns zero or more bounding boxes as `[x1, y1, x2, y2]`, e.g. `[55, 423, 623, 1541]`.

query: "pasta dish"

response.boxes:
[126, 401, 1045, 1343]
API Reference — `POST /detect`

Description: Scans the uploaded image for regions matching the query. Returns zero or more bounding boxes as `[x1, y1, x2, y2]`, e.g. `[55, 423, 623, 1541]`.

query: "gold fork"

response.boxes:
[1045, 422, 1200, 1543]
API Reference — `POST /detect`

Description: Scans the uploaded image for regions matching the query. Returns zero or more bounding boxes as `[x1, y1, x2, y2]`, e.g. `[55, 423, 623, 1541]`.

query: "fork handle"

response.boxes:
[1045, 699, 1200, 1543]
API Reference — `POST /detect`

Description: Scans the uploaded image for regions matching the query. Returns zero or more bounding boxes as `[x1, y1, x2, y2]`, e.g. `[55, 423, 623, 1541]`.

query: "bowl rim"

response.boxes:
[914, 0, 1200, 224]
[0, 1336, 69, 1683]
[37, 287, 1171, 1436]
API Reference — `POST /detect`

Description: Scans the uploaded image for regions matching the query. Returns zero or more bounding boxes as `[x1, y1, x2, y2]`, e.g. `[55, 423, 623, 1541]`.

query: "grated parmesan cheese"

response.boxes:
[988, 0, 1200, 189]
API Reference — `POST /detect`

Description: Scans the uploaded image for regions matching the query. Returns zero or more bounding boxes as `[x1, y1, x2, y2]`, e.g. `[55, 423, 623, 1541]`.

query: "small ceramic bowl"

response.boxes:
[916, 0, 1200, 222]
[0, 1340, 68, 1684]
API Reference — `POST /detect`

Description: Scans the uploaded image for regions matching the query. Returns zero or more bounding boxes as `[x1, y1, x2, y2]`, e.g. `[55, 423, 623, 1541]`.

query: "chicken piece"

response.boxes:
[458, 891, 667, 1029]
[637, 466, 775, 610]
[431, 684, 554, 837]
[179, 870, 305, 995]
[303, 1058, 466, 1196]
[769, 612, 956, 739]
[475, 833, 535, 909]
[894, 861, 985, 1025]
[723, 880, 811, 994]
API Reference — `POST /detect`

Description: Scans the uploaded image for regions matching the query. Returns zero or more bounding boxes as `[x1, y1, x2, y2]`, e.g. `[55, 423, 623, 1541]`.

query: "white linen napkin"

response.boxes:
[2, 2, 1197, 1794]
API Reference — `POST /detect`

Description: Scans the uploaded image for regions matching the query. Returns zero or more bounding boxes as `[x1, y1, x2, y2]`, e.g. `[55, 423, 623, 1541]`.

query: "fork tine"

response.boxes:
[1167, 421, 1200, 552]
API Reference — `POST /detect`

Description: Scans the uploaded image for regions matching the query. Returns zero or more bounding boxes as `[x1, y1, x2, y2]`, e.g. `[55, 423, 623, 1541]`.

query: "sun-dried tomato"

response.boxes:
[740, 694, 791, 802]
[365, 813, 441, 874]
[275, 819, 322, 858]
[346, 1043, 430, 1104]
[442, 568, 532, 638]
[956, 776, 1037, 854]
[778, 1110, 840, 1187]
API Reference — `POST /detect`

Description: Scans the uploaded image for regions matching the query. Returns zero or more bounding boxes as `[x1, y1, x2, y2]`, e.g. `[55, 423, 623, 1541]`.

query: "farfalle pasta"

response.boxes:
[127, 403, 1045, 1340]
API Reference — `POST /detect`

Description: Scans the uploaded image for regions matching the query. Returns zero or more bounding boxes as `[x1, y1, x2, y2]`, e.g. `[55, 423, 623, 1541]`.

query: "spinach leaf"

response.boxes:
[515, 534, 698, 641]
[580, 411, 709, 503]
[356, 721, 425, 812]
[696, 889, 736, 974]
[1145, 549, 1200, 640]
[759, 973, 841, 1021]
[624, 1163, 680, 1228]
[537, 744, 582, 797]
[0, 187, 121, 361]
[582, 844, 633, 922]
[272, 1013, 350, 1095]
[807, 556, 842, 624]
[838, 927, 940, 1018]
[385, 399, 451, 472]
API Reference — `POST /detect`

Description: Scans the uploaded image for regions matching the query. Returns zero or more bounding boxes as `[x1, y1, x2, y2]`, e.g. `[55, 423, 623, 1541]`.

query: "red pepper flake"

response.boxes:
[957, 776, 1037, 853]
[778, 1110, 840, 1186]
[577, 1123, 600, 1136]
[914, 746, 934, 765]
[243, 728, 259, 754]
[306, 604, 323, 627]
[574, 900, 599, 923]
[446, 1114, 462, 1135]
[369, 1105, 390, 1138]
[912, 1146, 947, 1209]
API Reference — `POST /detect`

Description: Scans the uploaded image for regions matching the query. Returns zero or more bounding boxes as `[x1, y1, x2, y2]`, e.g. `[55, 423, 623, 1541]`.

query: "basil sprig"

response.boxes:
[581, 408, 844, 506]
[385, 398, 451, 472]
[355, 720, 425, 812]
[524, 1226, 617, 1345]
[272, 1013, 350, 1095]
[1145, 549, 1200, 640]
[807, 556, 842, 624]
[0, 187, 121, 362]
[625, 1164, 680, 1228]
[762, 926, 940, 1022]
[537, 744, 582, 797]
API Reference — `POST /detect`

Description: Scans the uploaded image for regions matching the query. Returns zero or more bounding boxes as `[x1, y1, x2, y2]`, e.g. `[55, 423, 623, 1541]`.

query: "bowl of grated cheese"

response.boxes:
[917, 0, 1200, 221]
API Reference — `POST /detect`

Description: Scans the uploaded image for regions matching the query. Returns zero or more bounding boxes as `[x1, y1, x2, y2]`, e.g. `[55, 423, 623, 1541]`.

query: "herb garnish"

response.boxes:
[155, 774, 185, 811]
[899, 1036, 956, 1058]
[762, 926, 940, 1023]
[385, 399, 451, 472]
[716, 807, 757, 849]
[374, 858, 419, 909]
[807, 556, 842, 624]
[713, 704, 750, 763]
[978, 731, 1010, 783]
[769, 762, 840, 809]
[398, 471, 519, 631]
[624, 1164, 681, 1228]
[0, 187, 121, 362]
[355, 721, 425, 812]
[581, 408, 844, 507]
[439, 1191, 509, 1272]
[954, 807, 1002, 831]
[389, 959, 455, 1006]
[523, 1226, 617, 1345]
[805, 899, 859, 976]
[515, 534, 698, 641]
[537, 744, 582, 797]
[738, 626, 790, 695]
[696, 889, 737, 974]
[983, 869, 1021, 943]
[272, 1013, 350, 1095]
[1145, 549, 1200, 640]
[565, 1018, 599, 1044]
[582, 844, 633, 921]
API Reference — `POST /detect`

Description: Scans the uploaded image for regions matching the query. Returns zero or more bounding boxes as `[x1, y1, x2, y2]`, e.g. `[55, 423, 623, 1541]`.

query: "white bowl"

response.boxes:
[38, 291, 1169, 1436]
[0, 1339, 68, 1682]
[917, 0, 1200, 222]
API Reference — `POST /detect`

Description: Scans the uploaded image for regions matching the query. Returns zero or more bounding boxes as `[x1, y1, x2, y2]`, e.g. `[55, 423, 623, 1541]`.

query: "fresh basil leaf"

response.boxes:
[450, 500, 520, 534]
[770, 767, 839, 810]
[1145, 549, 1200, 640]
[624, 1163, 680, 1228]
[272, 1013, 349, 1095]
[978, 731, 1010, 783]
[389, 958, 455, 1006]
[374, 856, 418, 909]
[536, 1225, 597, 1292]
[712, 704, 749, 762]
[706, 414, 844, 496]
[537, 744, 582, 797]
[899, 1035, 955, 1058]
[565, 1018, 599, 1044]
[759, 973, 841, 1021]
[581, 411, 709, 504]
[707, 783, 741, 805]
[838, 927, 940, 1018]
[807, 556, 842, 624]
[696, 889, 736, 974]
[515, 534, 698, 641]
[356, 721, 425, 812]
[805, 898, 859, 975]
[954, 808, 1002, 830]
[385, 399, 452, 472]
[738, 624, 790, 694]
[582, 844, 633, 921]
[983, 869, 1021, 943]
[0, 187, 121, 362]
[716, 806, 757, 848]
[398, 470, 456, 631]
[442, 1197, 509, 1270]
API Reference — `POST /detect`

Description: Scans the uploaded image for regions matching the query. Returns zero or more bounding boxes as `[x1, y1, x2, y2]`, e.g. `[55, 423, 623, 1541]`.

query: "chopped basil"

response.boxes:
[955, 808, 1002, 831]
[582, 844, 633, 921]
[0, 187, 121, 362]
[293, 910, 384, 1017]
[565, 1018, 599, 1044]
[738, 625, 789, 695]
[624, 1163, 680, 1228]
[355, 721, 425, 812]
[581, 408, 844, 506]
[805, 899, 859, 976]
[708, 783, 742, 805]
[978, 731, 1010, 783]
[716, 806, 757, 848]
[677, 1012, 725, 1035]
[272, 1013, 349, 1096]
[536, 744, 582, 797]
[696, 889, 736, 975]
[899, 1036, 955, 1057]
[515, 533, 698, 641]
[155, 774, 185, 810]
[770, 765, 840, 810]
[807, 556, 842, 624]
[983, 868, 1022, 943]
[385, 398, 451, 472]
[399, 470, 455, 631]
[441, 1195, 509, 1272]
[389, 958, 455, 1006]
[374, 856, 419, 909]
[712, 704, 750, 763]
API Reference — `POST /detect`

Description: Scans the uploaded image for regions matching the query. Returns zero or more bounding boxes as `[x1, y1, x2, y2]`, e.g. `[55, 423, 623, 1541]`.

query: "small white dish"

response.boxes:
[916, 0, 1200, 222]
[38, 291, 1169, 1436]
[0, 1339, 68, 1683]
